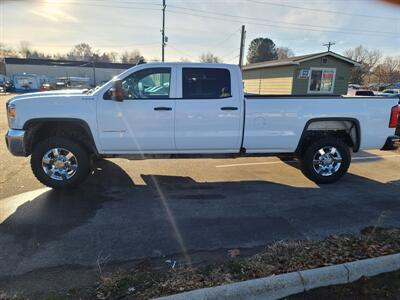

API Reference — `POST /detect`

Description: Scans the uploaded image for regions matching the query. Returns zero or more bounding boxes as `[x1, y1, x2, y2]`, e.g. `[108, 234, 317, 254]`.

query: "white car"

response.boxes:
[5, 63, 399, 188]
[379, 89, 400, 96]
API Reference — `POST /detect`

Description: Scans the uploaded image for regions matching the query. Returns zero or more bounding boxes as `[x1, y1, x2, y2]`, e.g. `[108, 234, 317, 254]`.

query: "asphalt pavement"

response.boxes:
[1, 93, 400, 296]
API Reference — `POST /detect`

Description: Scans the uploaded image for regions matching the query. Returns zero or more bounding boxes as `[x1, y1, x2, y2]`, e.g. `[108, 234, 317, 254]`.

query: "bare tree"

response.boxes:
[28, 50, 51, 59]
[53, 53, 67, 60]
[276, 47, 294, 60]
[108, 51, 118, 62]
[120, 50, 145, 64]
[371, 56, 400, 85]
[0, 43, 17, 58]
[67, 43, 94, 61]
[19, 40, 32, 58]
[344, 46, 382, 85]
[199, 52, 223, 63]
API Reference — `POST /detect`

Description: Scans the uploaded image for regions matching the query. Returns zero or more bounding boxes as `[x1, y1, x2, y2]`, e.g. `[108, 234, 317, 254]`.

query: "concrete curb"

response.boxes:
[155, 253, 400, 300]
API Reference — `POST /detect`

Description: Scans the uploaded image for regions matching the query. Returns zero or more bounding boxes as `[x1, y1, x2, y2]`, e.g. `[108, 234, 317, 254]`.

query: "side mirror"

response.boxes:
[110, 80, 125, 102]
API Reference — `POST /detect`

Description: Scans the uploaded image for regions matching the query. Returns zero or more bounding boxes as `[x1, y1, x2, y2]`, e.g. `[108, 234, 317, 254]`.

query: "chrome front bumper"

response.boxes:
[5, 129, 28, 156]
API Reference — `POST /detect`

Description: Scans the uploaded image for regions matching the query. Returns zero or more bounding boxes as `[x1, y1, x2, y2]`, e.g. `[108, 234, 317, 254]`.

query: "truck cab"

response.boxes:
[96, 63, 244, 153]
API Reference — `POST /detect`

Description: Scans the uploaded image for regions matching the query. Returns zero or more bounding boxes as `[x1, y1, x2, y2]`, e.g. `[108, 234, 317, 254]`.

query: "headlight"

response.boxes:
[7, 103, 16, 118]
[7, 103, 16, 127]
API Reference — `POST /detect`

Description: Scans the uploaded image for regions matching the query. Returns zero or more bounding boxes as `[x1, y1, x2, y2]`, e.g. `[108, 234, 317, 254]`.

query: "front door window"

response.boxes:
[121, 68, 171, 99]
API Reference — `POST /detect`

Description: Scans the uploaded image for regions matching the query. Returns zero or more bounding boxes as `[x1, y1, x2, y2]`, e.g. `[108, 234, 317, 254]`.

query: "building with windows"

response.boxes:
[1, 57, 136, 87]
[242, 51, 360, 95]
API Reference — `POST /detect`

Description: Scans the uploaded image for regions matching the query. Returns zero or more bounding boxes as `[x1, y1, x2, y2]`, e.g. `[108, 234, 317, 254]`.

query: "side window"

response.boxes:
[182, 68, 231, 99]
[105, 67, 171, 100]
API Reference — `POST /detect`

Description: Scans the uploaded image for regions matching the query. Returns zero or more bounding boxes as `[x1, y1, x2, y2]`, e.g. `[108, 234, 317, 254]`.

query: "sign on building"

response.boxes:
[298, 69, 310, 79]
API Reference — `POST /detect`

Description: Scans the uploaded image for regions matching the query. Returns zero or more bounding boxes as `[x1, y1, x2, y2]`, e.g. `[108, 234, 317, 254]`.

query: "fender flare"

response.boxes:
[23, 118, 99, 154]
[295, 117, 361, 153]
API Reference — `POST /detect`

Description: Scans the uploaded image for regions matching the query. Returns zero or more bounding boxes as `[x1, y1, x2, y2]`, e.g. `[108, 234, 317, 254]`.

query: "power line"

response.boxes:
[80, 0, 160, 5]
[167, 44, 197, 61]
[207, 27, 242, 52]
[11, 0, 398, 37]
[16, 0, 161, 11]
[246, 0, 400, 21]
[167, 8, 399, 38]
[219, 48, 241, 61]
[167, 4, 399, 37]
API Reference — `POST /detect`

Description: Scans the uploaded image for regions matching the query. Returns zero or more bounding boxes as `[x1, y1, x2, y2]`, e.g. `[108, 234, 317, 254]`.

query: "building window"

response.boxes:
[308, 68, 336, 94]
[182, 68, 231, 99]
[322, 57, 328, 64]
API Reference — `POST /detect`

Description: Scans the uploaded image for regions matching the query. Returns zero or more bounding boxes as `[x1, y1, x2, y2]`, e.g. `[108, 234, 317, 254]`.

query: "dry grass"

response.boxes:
[91, 227, 400, 299]
[2, 227, 399, 299]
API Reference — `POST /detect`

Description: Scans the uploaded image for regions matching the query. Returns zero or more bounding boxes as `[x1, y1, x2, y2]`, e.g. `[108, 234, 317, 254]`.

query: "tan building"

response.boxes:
[242, 51, 360, 95]
[2, 57, 136, 86]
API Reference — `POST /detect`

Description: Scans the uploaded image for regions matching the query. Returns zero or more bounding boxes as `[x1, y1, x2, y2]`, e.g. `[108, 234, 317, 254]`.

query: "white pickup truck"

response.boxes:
[5, 63, 399, 188]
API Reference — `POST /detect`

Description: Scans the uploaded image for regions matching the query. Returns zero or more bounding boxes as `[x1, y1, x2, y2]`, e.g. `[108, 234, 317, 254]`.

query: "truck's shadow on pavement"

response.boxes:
[0, 159, 400, 278]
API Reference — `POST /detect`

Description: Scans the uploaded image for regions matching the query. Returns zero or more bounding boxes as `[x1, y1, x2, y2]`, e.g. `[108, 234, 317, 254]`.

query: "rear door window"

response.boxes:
[182, 68, 231, 99]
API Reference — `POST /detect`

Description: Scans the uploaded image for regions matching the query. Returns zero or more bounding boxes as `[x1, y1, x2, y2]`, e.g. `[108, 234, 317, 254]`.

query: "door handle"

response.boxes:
[220, 107, 238, 111]
[154, 107, 172, 111]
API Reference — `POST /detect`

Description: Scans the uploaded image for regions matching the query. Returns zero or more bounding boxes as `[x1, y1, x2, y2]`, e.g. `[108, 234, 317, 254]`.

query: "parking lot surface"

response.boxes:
[1, 93, 400, 293]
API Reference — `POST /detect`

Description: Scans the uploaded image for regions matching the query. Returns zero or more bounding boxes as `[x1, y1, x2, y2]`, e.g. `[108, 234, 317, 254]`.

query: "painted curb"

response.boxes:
[155, 253, 400, 300]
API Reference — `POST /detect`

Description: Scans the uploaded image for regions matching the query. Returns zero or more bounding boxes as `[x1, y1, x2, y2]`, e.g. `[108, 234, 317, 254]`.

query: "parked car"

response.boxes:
[5, 63, 399, 188]
[378, 89, 400, 96]
[39, 83, 52, 92]
[1, 81, 15, 93]
[347, 89, 375, 96]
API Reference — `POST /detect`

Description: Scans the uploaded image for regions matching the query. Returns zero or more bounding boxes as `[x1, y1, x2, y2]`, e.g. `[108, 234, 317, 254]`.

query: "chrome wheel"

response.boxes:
[42, 148, 78, 181]
[312, 146, 342, 177]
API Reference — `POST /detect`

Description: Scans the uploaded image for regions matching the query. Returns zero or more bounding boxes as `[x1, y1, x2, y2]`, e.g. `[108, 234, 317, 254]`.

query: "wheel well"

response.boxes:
[296, 119, 360, 155]
[24, 119, 97, 155]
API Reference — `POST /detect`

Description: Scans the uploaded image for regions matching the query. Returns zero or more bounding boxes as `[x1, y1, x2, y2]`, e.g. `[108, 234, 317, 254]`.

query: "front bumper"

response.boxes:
[5, 129, 28, 156]
[381, 135, 400, 150]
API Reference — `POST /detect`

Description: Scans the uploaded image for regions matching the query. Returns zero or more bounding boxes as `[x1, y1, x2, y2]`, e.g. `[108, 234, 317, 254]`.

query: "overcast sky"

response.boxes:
[1, 0, 399, 62]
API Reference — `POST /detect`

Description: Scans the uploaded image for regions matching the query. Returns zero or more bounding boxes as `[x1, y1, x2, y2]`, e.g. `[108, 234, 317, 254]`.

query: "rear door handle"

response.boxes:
[220, 107, 238, 111]
[154, 107, 172, 111]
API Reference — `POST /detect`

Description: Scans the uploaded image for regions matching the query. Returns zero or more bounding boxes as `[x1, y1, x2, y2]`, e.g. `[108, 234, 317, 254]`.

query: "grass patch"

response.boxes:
[92, 227, 400, 299]
[3, 227, 400, 299]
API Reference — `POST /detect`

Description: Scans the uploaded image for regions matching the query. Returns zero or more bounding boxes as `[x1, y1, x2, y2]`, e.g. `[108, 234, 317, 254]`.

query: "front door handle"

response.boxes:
[154, 107, 172, 111]
[220, 107, 238, 111]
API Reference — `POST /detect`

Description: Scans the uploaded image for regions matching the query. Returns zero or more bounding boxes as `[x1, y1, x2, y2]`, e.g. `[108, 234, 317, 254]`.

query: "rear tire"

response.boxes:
[31, 137, 90, 189]
[299, 136, 351, 184]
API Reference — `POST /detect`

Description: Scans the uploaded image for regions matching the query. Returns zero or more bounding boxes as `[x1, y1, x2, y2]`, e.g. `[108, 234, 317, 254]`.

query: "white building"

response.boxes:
[1, 57, 136, 87]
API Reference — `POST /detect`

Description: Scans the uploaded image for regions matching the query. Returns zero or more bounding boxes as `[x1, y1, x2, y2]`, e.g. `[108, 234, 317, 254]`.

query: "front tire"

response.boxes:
[300, 137, 351, 184]
[31, 137, 90, 189]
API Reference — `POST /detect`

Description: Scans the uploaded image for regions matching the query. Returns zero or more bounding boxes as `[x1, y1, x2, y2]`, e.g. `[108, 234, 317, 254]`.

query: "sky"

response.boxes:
[0, 0, 399, 63]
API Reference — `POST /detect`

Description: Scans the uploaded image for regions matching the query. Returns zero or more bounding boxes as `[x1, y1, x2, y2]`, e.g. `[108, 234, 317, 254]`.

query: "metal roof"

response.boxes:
[3, 57, 136, 69]
[242, 51, 360, 70]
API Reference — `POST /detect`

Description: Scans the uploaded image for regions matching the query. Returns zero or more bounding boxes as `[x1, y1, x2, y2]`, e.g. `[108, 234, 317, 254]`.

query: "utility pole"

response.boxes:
[92, 61, 96, 86]
[238, 25, 246, 69]
[161, 0, 166, 62]
[323, 42, 335, 52]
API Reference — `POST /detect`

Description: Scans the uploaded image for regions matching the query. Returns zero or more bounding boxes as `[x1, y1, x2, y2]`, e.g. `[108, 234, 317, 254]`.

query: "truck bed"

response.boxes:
[243, 96, 397, 153]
